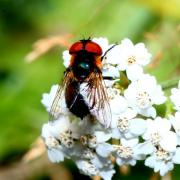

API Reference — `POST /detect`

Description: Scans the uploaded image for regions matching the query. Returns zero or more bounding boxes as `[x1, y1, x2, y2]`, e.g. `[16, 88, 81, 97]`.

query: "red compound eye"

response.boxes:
[69, 40, 102, 55]
[69, 41, 83, 55]
[85, 41, 102, 55]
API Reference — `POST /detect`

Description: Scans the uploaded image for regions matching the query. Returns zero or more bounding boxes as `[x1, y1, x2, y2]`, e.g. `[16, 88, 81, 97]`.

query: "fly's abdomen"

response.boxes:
[65, 80, 90, 119]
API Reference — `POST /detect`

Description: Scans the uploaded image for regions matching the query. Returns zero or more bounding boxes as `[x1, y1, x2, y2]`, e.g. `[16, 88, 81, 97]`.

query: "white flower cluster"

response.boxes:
[41, 37, 180, 179]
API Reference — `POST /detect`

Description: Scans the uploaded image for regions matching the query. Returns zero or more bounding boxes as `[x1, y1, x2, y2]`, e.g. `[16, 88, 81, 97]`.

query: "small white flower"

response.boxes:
[145, 147, 174, 176]
[111, 108, 146, 139]
[42, 123, 67, 162]
[113, 138, 145, 166]
[119, 38, 152, 67]
[49, 116, 80, 148]
[42, 117, 85, 162]
[100, 38, 150, 80]
[117, 38, 152, 81]
[124, 74, 166, 118]
[170, 80, 180, 111]
[145, 146, 180, 176]
[141, 117, 177, 153]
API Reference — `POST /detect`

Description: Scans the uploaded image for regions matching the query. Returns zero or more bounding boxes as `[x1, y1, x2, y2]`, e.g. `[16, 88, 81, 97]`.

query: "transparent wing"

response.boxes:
[84, 71, 112, 128]
[49, 70, 74, 121]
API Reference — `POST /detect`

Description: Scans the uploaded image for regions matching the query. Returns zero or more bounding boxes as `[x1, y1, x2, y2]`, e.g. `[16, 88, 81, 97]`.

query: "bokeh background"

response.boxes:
[0, 0, 180, 179]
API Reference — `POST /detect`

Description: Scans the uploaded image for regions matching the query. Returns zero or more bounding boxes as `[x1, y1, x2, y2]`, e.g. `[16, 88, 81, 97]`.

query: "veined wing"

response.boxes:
[49, 70, 74, 121]
[81, 71, 111, 128]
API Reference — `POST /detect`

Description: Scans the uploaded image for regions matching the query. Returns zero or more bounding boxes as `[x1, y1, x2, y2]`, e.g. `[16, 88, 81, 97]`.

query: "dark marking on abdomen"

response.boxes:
[65, 80, 90, 119]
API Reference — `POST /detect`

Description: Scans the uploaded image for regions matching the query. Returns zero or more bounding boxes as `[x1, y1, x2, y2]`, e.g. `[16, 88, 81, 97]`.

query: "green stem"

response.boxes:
[161, 77, 180, 90]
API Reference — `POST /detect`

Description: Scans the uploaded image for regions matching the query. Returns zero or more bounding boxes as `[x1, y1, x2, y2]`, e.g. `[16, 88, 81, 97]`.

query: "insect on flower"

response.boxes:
[49, 38, 117, 128]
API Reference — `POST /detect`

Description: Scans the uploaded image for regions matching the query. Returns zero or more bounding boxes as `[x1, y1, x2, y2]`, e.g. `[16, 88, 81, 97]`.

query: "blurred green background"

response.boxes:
[0, 0, 180, 179]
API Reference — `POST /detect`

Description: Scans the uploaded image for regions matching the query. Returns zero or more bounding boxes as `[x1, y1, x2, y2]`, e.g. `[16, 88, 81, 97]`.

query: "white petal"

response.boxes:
[111, 128, 121, 139]
[110, 115, 118, 129]
[41, 85, 59, 110]
[129, 118, 147, 136]
[96, 143, 113, 157]
[95, 131, 111, 143]
[123, 132, 135, 139]
[121, 38, 134, 49]
[99, 168, 115, 180]
[76, 160, 98, 176]
[154, 160, 162, 172]
[159, 162, 174, 176]
[169, 112, 180, 136]
[121, 108, 137, 120]
[110, 96, 128, 115]
[91, 156, 104, 169]
[133, 152, 146, 160]
[103, 44, 122, 65]
[177, 136, 180, 145]
[47, 148, 64, 162]
[145, 155, 156, 168]
[121, 138, 138, 147]
[135, 142, 154, 155]
[129, 159, 136, 166]
[49, 116, 71, 137]
[160, 131, 177, 152]
[155, 117, 171, 132]
[173, 148, 180, 164]
[138, 107, 156, 118]
[62, 50, 71, 68]
[126, 65, 143, 81]
[116, 158, 124, 166]
[134, 43, 151, 66]
[117, 61, 127, 71]
[42, 123, 52, 138]
[102, 66, 120, 78]
[170, 85, 180, 111]
[151, 85, 166, 105]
